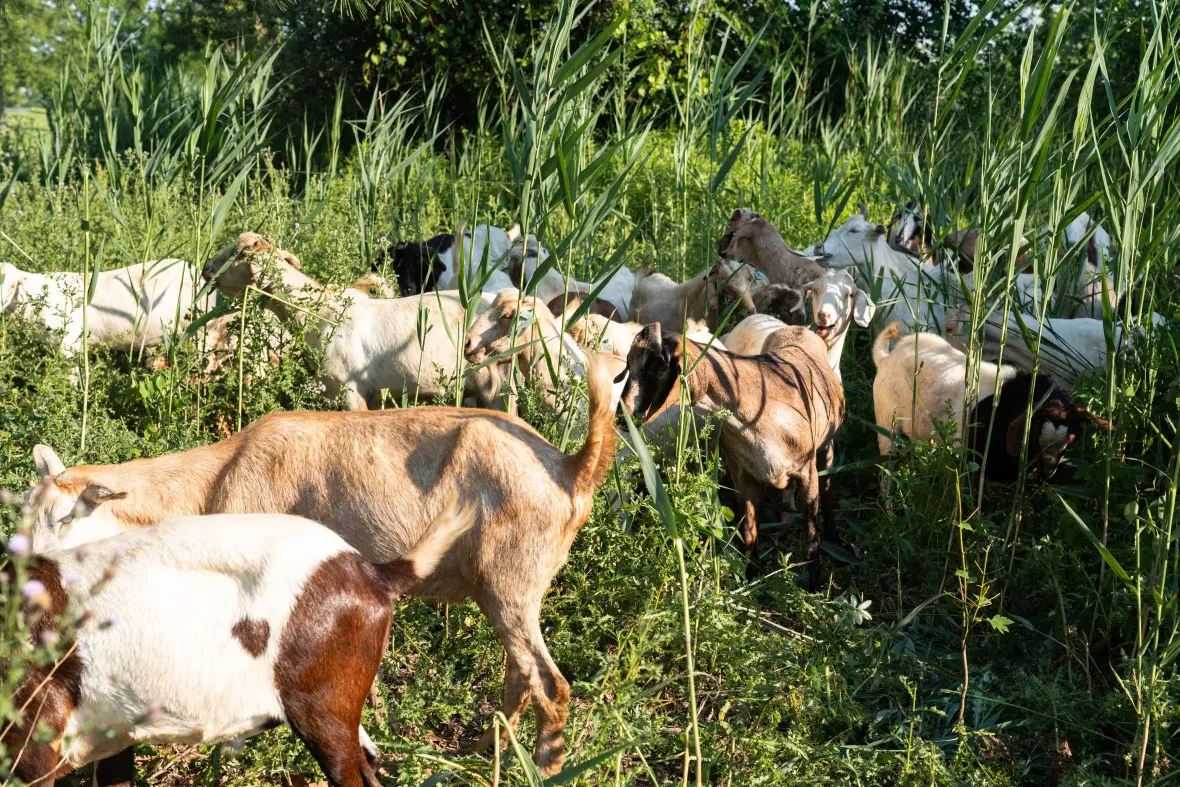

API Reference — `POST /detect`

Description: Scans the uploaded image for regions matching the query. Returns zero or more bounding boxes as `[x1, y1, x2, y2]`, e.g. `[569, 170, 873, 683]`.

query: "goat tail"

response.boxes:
[375, 496, 478, 598]
[567, 353, 619, 500]
[872, 321, 903, 368]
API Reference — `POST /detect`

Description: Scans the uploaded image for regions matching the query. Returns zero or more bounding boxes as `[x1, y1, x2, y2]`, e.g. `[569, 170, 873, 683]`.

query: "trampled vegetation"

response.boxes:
[1, 1, 1179, 784]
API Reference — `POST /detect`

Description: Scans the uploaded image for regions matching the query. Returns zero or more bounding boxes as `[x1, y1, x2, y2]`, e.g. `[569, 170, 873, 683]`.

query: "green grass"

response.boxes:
[2, 1, 1180, 785]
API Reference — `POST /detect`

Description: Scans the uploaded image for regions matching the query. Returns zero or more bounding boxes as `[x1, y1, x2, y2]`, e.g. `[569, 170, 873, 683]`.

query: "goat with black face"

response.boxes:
[616, 320, 845, 589]
[378, 234, 454, 296]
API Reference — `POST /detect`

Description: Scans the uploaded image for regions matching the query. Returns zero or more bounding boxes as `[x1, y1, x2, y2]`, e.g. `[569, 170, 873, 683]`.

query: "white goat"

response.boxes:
[202, 232, 499, 409]
[814, 212, 963, 332]
[0, 258, 212, 355]
[956, 307, 1143, 386]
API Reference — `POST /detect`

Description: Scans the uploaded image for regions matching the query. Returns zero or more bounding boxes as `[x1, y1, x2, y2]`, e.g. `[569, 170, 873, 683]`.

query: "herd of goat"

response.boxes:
[1, 203, 1154, 786]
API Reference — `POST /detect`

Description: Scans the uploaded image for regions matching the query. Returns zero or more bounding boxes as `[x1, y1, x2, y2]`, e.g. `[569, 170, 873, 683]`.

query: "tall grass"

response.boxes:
[2, 0, 1179, 784]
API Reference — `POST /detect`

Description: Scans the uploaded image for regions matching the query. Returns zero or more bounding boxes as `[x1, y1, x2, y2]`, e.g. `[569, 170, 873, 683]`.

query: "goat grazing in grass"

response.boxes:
[5, 496, 472, 787]
[616, 320, 844, 588]
[872, 322, 1109, 479]
[27, 355, 617, 775]
[203, 232, 502, 409]
[0, 258, 213, 356]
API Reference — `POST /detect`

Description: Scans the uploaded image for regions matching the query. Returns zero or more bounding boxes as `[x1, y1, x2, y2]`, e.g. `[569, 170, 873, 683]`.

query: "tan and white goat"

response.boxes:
[630, 259, 759, 331]
[26, 359, 616, 775]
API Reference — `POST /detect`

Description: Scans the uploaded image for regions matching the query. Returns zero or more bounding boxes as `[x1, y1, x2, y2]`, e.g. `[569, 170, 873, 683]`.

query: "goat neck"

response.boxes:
[673, 341, 745, 416]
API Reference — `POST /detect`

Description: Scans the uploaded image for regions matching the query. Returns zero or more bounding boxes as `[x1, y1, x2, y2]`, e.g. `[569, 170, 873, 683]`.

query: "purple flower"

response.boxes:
[7, 533, 30, 556]
[22, 579, 46, 600]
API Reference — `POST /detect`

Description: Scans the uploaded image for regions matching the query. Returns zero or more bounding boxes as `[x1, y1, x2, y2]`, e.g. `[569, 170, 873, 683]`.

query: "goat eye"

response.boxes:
[58, 513, 74, 527]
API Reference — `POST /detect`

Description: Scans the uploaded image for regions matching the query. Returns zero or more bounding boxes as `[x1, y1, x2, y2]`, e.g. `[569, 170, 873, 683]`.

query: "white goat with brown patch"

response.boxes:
[616, 320, 845, 589]
[26, 357, 617, 776]
[5, 497, 471, 787]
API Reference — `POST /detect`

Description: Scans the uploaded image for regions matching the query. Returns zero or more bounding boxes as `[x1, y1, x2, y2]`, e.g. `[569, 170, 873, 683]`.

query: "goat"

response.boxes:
[546, 293, 620, 320]
[4, 499, 472, 787]
[507, 245, 635, 321]
[463, 289, 625, 418]
[886, 202, 983, 273]
[26, 355, 617, 775]
[0, 258, 213, 356]
[952, 307, 1152, 386]
[203, 232, 500, 410]
[1057, 212, 1117, 319]
[630, 259, 759, 331]
[567, 312, 719, 359]
[750, 283, 808, 325]
[812, 212, 962, 332]
[802, 269, 876, 380]
[435, 224, 523, 293]
[615, 321, 844, 589]
[716, 208, 828, 287]
[380, 233, 454, 295]
[871, 322, 1108, 478]
[887, 201, 933, 258]
[720, 270, 874, 382]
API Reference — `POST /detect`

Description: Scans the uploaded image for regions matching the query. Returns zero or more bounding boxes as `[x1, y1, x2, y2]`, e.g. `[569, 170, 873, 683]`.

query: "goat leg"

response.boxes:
[816, 441, 839, 546]
[733, 469, 765, 552]
[795, 462, 822, 591]
[93, 748, 135, 787]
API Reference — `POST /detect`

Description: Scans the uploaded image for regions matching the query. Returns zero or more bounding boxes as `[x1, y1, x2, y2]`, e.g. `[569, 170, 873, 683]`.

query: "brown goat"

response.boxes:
[27, 362, 618, 775]
[717, 208, 828, 288]
[616, 321, 845, 588]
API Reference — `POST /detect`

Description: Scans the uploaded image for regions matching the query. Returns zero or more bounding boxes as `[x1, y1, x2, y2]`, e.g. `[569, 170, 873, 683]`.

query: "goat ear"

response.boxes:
[636, 322, 663, 354]
[801, 278, 819, 297]
[279, 250, 302, 269]
[1004, 409, 1031, 457]
[80, 484, 126, 507]
[33, 445, 65, 478]
[506, 223, 521, 242]
[853, 289, 876, 327]
[1078, 408, 1110, 432]
[1087, 236, 1102, 268]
